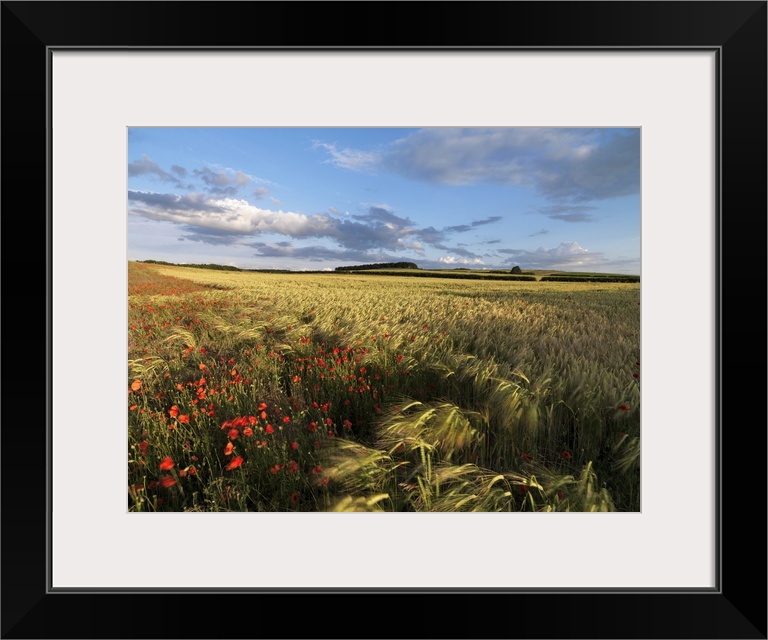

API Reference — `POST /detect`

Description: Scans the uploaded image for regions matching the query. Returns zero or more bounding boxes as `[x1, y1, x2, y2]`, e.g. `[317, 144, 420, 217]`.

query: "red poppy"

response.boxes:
[265, 424, 274, 434]
[139, 441, 149, 456]
[159, 475, 177, 488]
[243, 427, 254, 437]
[282, 416, 291, 424]
[312, 465, 323, 475]
[260, 411, 268, 420]
[178, 414, 190, 424]
[562, 451, 572, 459]
[188, 465, 197, 476]
[131, 380, 142, 392]
[522, 453, 533, 461]
[619, 404, 630, 411]
[225, 456, 244, 471]
[288, 460, 299, 474]
[129, 405, 137, 411]
[159, 456, 174, 471]
[224, 442, 234, 456]
[633, 373, 640, 378]
[291, 441, 299, 450]
[290, 492, 300, 505]
[258, 402, 268, 411]
[228, 428, 239, 440]
[169, 405, 179, 418]
[308, 422, 317, 432]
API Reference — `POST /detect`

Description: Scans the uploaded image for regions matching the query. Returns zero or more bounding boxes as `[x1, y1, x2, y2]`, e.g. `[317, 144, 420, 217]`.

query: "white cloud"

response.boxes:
[315, 128, 639, 202]
[312, 141, 380, 171]
[498, 241, 605, 269]
[438, 256, 485, 265]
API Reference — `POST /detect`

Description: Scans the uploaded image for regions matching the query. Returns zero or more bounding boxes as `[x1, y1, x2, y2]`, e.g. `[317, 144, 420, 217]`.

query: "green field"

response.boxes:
[128, 262, 640, 512]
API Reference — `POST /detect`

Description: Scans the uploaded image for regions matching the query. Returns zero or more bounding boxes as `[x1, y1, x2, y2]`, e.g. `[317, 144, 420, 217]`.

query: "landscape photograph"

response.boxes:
[127, 126, 641, 512]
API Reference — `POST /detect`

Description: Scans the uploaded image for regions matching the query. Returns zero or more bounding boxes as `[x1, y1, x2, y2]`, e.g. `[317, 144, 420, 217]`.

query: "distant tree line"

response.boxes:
[343, 270, 537, 282]
[335, 262, 419, 272]
[140, 260, 241, 271]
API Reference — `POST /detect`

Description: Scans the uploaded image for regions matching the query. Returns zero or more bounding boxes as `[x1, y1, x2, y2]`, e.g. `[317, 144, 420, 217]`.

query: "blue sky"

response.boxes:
[128, 127, 640, 273]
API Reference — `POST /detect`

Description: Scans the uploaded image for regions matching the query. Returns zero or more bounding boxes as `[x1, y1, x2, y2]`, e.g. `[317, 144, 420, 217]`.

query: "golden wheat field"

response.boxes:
[128, 262, 640, 512]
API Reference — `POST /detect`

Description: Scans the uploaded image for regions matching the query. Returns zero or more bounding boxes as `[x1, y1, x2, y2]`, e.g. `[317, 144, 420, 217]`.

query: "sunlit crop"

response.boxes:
[128, 262, 640, 512]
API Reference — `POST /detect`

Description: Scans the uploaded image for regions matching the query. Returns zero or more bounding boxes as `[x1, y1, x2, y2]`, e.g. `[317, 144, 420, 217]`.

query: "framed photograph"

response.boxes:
[3, 1, 765, 638]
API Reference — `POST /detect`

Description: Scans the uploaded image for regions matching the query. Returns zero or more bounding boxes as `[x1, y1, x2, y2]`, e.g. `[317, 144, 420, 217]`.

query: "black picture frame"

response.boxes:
[2, 2, 765, 638]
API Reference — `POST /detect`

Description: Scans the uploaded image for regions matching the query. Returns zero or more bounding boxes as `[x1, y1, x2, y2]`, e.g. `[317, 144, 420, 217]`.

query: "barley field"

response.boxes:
[128, 262, 640, 512]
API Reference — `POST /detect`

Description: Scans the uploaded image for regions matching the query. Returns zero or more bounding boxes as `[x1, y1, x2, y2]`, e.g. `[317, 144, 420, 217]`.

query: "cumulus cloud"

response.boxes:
[396, 239, 426, 255]
[442, 246, 482, 259]
[130, 193, 340, 238]
[439, 256, 485, 265]
[181, 229, 245, 246]
[498, 241, 607, 270]
[129, 156, 268, 196]
[193, 167, 251, 196]
[128, 190, 227, 214]
[353, 206, 415, 229]
[129, 155, 169, 179]
[128, 155, 177, 183]
[412, 226, 446, 246]
[249, 242, 397, 264]
[129, 192, 450, 256]
[315, 128, 640, 203]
